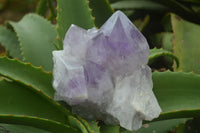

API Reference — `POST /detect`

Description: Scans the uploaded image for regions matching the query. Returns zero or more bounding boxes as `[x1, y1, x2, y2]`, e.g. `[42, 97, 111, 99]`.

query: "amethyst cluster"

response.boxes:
[52, 11, 161, 130]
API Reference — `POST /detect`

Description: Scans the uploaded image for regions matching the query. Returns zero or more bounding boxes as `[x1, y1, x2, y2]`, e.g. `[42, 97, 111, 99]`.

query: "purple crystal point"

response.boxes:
[52, 10, 161, 131]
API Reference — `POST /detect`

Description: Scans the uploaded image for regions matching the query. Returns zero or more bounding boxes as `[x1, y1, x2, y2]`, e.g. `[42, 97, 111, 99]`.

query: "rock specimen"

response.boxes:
[52, 11, 161, 130]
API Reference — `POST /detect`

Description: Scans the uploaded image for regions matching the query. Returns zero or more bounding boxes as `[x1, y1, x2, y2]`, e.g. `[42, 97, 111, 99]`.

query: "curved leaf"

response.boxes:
[0, 57, 54, 97]
[137, 119, 188, 133]
[0, 123, 50, 133]
[152, 71, 200, 120]
[36, 0, 48, 17]
[87, 121, 100, 133]
[172, 14, 200, 74]
[0, 26, 22, 60]
[9, 13, 57, 71]
[89, 0, 113, 28]
[68, 116, 88, 133]
[0, 79, 69, 123]
[150, 0, 200, 24]
[76, 116, 100, 133]
[149, 48, 179, 68]
[150, 32, 173, 51]
[47, 0, 57, 19]
[57, 0, 95, 49]
[120, 118, 188, 133]
[0, 115, 78, 133]
[101, 125, 119, 133]
[0, 77, 91, 133]
[134, 15, 150, 32]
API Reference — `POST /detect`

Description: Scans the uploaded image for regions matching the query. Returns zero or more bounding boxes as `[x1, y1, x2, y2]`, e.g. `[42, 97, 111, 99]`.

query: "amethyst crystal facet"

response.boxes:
[53, 11, 161, 130]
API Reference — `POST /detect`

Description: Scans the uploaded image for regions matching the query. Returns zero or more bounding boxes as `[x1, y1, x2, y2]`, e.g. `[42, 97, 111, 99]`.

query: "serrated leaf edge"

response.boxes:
[9, 13, 56, 64]
[0, 114, 78, 132]
[0, 26, 23, 60]
[151, 71, 200, 122]
[68, 116, 88, 133]
[149, 48, 180, 68]
[56, 0, 95, 49]
[0, 64, 71, 117]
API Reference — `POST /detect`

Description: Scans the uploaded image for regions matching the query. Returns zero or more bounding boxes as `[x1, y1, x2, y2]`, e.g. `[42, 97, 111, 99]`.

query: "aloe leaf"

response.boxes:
[149, 48, 179, 68]
[76, 116, 100, 133]
[36, 0, 48, 17]
[111, 0, 168, 11]
[0, 26, 22, 60]
[137, 119, 188, 133]
[150, 32, 173, 51]
[120, 118, 188, 133]
[57, 0, 95, 49]
[68, 116, 88, 133]
[152, 71, 200, 120]
[150, 0, 200, 24]
[0, 123, 50, 133]
[89, 0, 113, 28]
[171, 14, 200, 74]
[0, 57, 54, 97]
[0, 79, 70, 123]
[134, 15, 150, 32]
[0, 115, 79, 133]
[100, 125, 119, 133]
[47, 0, 57, 19]
[0, 64, 88, 133]
[161, 13, 173, 32]
[9, 13, 57, 71]
[87, 121, 100, 133]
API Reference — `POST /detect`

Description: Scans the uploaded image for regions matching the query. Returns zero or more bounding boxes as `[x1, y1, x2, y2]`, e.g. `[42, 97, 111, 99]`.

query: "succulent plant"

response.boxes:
[0, 0, 200, 133]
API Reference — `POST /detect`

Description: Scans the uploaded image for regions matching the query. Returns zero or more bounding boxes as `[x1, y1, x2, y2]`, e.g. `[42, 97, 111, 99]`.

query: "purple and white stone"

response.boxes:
[52, 11, 161, 131]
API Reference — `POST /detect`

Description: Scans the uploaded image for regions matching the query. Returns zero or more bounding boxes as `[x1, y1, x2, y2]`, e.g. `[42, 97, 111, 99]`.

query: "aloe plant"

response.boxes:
[0, 0, 200, 132]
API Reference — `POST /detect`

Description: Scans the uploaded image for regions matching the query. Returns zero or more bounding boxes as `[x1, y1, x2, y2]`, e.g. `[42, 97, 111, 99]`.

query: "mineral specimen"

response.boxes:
[52, 11, 161, 130]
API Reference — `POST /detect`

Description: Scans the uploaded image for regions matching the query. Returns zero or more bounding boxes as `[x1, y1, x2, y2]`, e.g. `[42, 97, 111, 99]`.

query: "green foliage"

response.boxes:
[0, 123, 50, 133]
[151, 32, 173, 51]
[149, 48, 179, 68]
[0, 79, 69, 123]
[0, 115, 78, 133]
[68, 116, 88, 133]
[89, 0, 113, 28]
[150, 0, 200, 24]
[1, 0, 200, 133]
[119, 118, 188, 133]
[153, 71, 200, 120]
[36, 0, 57, 19]
[100, 125, 119, 133]
[175, 123, 186, 133]
[111, 0, 167, 11]
[172, 14, 200, 74]
[183, 118, 200, 133]
[0, 57, 54, 97]
[136, 119, 188, 133]
[57, 0, 95, 49]
[0, 26, 22, 60]
[87, 121, 100, 133]
[47, 0, 57, 19]
[133, 15, 150, 32]
[36, 0, 48, 17]
[76, 117, 100, 133]
[9, 13, 57, 71]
